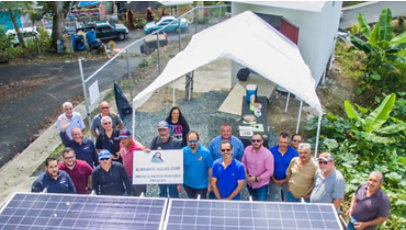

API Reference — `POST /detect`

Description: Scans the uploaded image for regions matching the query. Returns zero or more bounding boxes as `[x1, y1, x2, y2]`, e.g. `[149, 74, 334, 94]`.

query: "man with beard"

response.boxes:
[310, 152, 345, 210]
[32, 157, 76, 193]
[179, 131, 213, 199]
[242, 133, 274, 201]
[211, 140, 246, 200]
[150, 121, 182, 198]
[346, 171, 390, 230]
[58, 148, 93, 194]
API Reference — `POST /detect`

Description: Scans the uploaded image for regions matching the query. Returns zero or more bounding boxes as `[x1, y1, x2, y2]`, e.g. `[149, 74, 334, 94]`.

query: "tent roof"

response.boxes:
[244, 1, 326, 12]
[132, 11, 322, 113]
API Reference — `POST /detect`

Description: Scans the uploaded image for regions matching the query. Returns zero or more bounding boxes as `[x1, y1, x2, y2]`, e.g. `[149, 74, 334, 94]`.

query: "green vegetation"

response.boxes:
[349, 9, 406, 96]
[305, 94, 406, 230]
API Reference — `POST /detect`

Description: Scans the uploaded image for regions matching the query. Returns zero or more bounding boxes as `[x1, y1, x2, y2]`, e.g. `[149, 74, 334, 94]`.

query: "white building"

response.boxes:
[231, 1, 342, 87]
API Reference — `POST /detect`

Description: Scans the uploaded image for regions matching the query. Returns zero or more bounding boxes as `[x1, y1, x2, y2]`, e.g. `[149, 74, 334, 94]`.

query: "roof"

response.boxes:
[240, 1, 326, 13]
[158, 1, 193, 6]
[132, 11, 322, 113]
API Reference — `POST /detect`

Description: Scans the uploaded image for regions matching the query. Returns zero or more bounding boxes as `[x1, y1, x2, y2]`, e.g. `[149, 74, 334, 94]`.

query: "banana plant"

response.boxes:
[350, 8, 406, 88]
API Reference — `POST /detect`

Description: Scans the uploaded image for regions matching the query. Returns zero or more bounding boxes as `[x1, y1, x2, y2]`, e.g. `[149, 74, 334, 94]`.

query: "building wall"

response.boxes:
[231, 2, 342, 87]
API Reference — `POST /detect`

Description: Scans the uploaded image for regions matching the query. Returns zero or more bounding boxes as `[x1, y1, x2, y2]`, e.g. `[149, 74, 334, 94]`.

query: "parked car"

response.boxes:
[144, 16, 189, 34]
[140, 33, 168, 55]
[90, 21, 129, 41]
[6, 27, 38, 47]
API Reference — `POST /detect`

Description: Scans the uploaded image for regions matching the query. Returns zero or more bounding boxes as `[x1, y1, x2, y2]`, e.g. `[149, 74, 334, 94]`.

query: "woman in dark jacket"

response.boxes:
[96, 116, 121, 162]
[165, 106, 190, 147]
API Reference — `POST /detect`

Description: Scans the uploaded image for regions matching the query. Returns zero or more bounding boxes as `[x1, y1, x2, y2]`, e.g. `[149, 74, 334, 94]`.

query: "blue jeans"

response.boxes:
[159, 184, 179, 198]
[286, 191, 309, 203]
[269, 181, 287, 201]
[247, 184, 268, 201]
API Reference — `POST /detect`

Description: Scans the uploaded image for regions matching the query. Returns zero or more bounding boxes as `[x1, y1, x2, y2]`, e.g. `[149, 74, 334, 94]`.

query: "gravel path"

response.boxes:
[123, 90, 277, 199]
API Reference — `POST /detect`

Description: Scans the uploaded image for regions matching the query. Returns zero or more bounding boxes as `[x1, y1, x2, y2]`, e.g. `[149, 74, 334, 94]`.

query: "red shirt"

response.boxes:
[58, 160, 92, 194]
[120, 140, 145, 177]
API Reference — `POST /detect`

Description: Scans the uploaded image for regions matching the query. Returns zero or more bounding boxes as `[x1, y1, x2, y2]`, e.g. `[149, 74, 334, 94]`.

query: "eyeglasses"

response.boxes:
[292, 139, 301, 142]
[221, 149, 231, 152]
[251, 139, 262, 143]
[100, 158, 110, 161]
[64, 156, 75, 160]
[318, 161, 329, 165]
[103, 122, 112, 125]
[188, 140, 198, 144]
[101, 107, 109, 109]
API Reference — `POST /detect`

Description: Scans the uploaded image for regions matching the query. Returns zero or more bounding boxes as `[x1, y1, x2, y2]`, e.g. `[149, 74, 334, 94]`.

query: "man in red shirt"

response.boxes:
[58, 147, 93, 194]
[117, 129, 149, 196]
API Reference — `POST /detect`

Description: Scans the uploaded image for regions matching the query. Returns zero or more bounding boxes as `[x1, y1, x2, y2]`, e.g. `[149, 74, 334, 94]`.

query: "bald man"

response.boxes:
[91, 101, 124, 139]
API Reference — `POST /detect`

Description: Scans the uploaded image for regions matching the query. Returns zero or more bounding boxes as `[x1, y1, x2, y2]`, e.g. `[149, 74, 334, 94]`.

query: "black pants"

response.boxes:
[184, 184, 207, 199]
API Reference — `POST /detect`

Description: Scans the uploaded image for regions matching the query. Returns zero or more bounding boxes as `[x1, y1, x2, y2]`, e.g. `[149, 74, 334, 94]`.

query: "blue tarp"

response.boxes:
[78, 1, 101, 8]
[0, 11, 22, 31]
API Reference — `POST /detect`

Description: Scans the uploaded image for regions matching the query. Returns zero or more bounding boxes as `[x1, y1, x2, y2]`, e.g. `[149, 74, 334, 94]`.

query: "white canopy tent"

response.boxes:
[132, 11, 324, 154]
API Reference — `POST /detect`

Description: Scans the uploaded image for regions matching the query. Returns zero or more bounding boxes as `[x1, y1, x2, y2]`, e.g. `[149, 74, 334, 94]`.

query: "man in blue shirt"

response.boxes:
[269, 132, 298, 201]
[31, 157, 76, 194]
[208, 124, 244, 161]
[212, 140, 246, 200]
[179, 131, 213, 199]
[60, 127, 99, 168]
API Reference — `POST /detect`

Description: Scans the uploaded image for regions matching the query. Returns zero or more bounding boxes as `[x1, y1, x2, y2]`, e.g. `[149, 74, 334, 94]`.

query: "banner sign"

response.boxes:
[133, 150, 183, 184]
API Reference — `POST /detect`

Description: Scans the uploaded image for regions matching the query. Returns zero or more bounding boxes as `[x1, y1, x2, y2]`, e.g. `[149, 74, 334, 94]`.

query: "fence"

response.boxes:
[78, 5, 230, 140]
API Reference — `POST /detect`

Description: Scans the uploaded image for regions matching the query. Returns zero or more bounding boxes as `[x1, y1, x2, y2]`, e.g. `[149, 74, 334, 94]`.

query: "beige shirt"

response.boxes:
[286, 157, 318, 198]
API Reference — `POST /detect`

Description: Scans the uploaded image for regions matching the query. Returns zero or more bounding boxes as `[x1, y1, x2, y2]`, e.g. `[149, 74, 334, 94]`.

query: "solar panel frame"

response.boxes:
[163, 198, 343, 230]
[0, 192, 168, 230]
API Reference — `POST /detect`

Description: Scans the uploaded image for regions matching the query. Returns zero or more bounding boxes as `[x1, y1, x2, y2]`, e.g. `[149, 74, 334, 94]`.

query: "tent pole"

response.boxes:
[284, 92, 291, 113]
[172, 82, 176, 106]
[296, 100, 303, 133]
[314, 112, 322, 158]
[132, 101, 136, 143]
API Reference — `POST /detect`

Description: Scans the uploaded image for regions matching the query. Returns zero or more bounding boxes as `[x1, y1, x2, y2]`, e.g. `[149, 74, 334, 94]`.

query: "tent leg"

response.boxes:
[296, 100, 303, 133]
[172, 81, 176, 106]
[132, 102, 136, 142]
[314, 112, 322, 158]
[284, 92, 291, 113]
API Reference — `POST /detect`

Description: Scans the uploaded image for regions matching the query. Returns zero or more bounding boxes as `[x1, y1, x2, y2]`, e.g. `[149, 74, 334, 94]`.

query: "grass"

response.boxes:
[334, 41, 366, 80]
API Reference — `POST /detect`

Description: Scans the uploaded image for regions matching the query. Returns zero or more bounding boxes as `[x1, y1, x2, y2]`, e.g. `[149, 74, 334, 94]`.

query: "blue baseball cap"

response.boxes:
[98, 149, 111, 160]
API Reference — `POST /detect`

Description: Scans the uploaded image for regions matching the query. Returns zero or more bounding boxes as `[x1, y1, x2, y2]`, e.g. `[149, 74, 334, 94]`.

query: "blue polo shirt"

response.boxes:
[183, 145, 213, 189]
[60, 131, 99, 168]
[212, 158, 246, 200]
[208, 135, 245, 161]
[31, 170, 76, 194]
[270, 146, 298, 180]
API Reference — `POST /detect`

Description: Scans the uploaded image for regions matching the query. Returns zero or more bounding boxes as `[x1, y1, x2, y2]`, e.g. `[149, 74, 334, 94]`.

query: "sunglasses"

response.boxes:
[251, 139, 262, 143]
[221, 149, 231, 152]
[101, 107, 109, 109]
[292, 139, 301, 142]
[103, 122, 112, 125]
[318, 161, 329, 165]
[100, 158, 110, 161]
[188, 140, 198, 144]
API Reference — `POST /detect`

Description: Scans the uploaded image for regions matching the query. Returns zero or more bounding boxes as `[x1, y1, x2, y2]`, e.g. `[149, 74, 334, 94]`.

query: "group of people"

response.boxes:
[32, 102, 390, 230]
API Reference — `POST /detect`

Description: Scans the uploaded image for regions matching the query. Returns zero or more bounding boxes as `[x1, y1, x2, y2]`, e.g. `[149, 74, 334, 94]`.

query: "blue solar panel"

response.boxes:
[164, 199, 343, 230]
[0, 193, 167, 230]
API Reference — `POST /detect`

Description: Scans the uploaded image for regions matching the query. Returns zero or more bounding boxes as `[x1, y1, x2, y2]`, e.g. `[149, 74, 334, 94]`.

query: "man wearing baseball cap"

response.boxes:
[150, 120, 182, 198]
[310, 152, 345, 210]
[91, 149, 132, 196]
[116, 129, 149, 196]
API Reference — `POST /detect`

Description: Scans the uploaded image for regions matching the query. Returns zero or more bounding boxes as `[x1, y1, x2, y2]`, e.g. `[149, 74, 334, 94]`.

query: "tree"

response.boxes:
[0, 2, 33, 48]
[350, 8, 406, 94]
[38, 1, 71, 50]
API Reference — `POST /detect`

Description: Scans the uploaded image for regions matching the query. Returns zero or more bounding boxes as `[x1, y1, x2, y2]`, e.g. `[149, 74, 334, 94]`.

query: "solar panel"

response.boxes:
[164, 199, 343, 230]
[0, 192, 167, 230]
